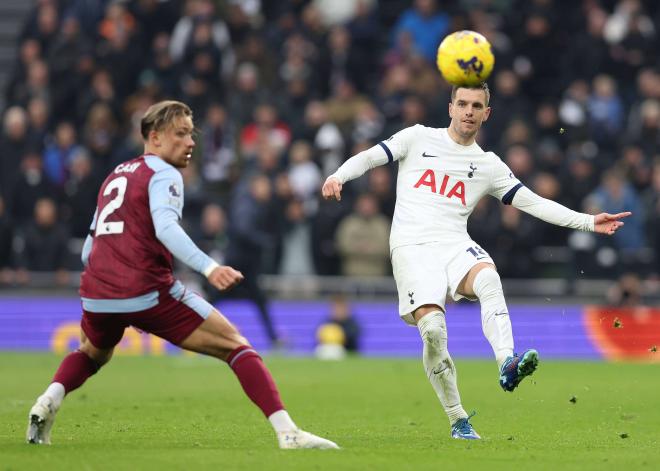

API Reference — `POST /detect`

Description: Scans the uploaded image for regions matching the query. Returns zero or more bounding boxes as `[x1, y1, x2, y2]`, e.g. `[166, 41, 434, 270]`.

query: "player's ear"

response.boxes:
[149, 129, 161, 147]
[448, 102, 454, 118]
[482, 106, 491, 122]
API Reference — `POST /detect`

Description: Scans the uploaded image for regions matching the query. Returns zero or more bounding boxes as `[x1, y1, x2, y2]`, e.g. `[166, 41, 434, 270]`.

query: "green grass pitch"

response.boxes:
[1, 353, 659, 470]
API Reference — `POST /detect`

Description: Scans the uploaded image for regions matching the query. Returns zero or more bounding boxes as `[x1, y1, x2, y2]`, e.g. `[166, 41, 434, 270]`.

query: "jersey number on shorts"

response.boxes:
[96, 176, 127, 236]
[466, 246, 488, 260]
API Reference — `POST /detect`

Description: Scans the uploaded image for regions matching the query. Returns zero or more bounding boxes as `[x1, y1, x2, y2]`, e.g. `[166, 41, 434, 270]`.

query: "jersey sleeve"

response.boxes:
[148, 168, 218, 276]
[380, 125, 417, 163]
[82, 208, 98, 265]
[148, 167, 184, 220]
[510, 186, 595, 231]
[331, 125, 417, 184]
[488, 155, 523, 204]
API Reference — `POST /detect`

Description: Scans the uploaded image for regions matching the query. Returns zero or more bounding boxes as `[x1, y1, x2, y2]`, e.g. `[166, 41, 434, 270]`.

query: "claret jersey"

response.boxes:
[380, 125, 521, 249]
[80, 155, 183, 299]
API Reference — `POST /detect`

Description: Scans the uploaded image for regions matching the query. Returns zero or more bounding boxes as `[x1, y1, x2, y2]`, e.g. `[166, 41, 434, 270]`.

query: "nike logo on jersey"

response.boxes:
[422, 152, 441, 158]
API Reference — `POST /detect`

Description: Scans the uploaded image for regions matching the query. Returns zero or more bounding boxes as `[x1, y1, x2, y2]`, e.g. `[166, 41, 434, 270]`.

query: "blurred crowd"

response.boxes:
[0, 0, 658, 288]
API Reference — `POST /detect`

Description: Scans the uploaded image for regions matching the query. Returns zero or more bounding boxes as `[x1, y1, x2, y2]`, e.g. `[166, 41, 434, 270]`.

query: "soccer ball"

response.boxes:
[436, 30, 494, 86]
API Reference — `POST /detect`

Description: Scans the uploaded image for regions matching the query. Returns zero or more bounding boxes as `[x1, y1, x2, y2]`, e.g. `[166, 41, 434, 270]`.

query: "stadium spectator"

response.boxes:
[198, 103, 236, 201]
[287, 140, 322, 214]
[47, 15, 88, 123]
[43, 121, 82, 187]
[587, 169, 646, 251]
[26, 97, 50, 149]
[240, 103, 291, 157]
[223, 174, 282, 345]
[392, 0, 450, 63]
[5, 39, 41, 107]
[0, 196, 14, 284]
[279, 198, 315, 276]
[195, 202, 229, 266]
[643, 159, 660, 277]
[62, 149, 99, 239]
[8, 151, 60, 228]
[169, 0, 235, 81]
[298, 100, 345, 178]
[335, 193, 390, 277]
[327, 294, 361, 352]
[0, 107, 31, 199]
[16, 197, 70, 285]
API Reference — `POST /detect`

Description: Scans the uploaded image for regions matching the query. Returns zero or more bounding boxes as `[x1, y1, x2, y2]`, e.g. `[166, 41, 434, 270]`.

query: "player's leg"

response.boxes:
[458, 261, 538, 392]
[458, 262, 514, 368]
[392, 244, 478, 439]
[27, 315, 118, 445]
[148, 284, 338, 449]
[413, 306, 478, 439]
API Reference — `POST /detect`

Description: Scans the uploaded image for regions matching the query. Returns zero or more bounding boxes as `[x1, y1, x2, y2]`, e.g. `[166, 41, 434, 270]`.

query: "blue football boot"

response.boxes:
[499, 349, 539, 392]
[451, 412, 481, 440]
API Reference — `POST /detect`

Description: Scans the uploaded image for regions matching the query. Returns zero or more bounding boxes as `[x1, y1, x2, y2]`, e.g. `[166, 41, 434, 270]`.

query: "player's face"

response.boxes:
[448, 88, 491, 143]
[154, 116, 195, 168]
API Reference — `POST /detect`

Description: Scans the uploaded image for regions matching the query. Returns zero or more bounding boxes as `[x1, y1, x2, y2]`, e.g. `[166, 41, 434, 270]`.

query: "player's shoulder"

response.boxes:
[483, 150, 506, 165]
[144, 155, 182, 182]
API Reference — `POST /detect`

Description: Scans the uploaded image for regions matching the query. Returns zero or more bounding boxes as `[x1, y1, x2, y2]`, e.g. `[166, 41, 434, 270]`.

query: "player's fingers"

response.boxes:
[322, 183, 333, 200]
[608, 211, 632, 220]
[334, 182, 342, 201]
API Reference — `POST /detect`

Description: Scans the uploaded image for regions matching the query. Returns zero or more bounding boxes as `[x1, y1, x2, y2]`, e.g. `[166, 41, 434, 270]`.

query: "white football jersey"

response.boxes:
[381, 125, 521, 250]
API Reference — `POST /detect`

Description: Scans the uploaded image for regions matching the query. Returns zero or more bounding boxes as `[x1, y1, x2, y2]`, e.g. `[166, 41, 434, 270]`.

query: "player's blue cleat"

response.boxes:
[499, 349, 539, 392]
[450, 412, 481, 440]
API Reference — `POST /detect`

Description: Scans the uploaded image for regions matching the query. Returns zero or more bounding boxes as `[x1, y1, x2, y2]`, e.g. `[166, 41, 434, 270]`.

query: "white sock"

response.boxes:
[472, 268, 514, 368]
[268, 410, 297, 433]
[43, 382, 65, 410]
[417, 311, 468, 425]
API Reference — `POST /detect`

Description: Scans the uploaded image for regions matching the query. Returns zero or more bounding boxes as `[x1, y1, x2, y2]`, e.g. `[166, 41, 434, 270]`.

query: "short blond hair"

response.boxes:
[140, 100, 192, 139]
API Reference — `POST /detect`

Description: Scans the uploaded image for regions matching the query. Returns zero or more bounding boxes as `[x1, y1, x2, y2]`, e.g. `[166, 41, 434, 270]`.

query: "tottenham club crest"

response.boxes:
[408, 291, 415, 305]
[468, 163, 477, 178]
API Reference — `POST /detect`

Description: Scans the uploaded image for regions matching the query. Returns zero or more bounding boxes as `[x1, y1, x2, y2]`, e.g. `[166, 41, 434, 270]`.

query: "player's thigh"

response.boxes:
[447, 241, 496, 299]
[133, 281, 249, 360]
[178, 309, 249, 360]
[392, 243, 449, 325]
[80, 310, 125, 365]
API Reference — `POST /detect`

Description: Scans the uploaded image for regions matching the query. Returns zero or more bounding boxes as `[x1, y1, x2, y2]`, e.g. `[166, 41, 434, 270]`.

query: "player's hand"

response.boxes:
[207, 265, 244, 291]
[322, 176, 343, 201]
[593, 212, 631, 235]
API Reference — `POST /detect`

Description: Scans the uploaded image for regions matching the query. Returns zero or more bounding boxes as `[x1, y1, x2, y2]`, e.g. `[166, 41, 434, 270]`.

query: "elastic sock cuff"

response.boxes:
[226, 345, 260, 367]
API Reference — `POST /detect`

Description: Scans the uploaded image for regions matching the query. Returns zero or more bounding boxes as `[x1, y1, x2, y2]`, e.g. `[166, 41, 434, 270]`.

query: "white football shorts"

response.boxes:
[391, 240, 495, 325]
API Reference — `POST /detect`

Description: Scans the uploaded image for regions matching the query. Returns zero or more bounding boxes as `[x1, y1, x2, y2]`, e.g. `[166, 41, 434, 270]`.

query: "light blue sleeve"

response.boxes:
[81, 208, 98, 266]
[148, 168, 217, 275]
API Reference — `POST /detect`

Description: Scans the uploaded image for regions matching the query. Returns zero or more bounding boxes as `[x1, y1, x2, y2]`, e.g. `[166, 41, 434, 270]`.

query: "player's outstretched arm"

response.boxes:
[322, 176, 343, 201]
[206, 265, 244, 291]
[322, 134, 406, 200]
[593, 212, 631, 235]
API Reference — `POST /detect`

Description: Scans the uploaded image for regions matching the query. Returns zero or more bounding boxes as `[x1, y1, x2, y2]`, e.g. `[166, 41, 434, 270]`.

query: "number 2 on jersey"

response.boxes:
[96, 176, 127, 236]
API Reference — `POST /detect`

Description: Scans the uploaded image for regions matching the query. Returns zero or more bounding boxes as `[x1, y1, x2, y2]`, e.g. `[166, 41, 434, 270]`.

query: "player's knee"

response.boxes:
[79, 341, 113, 367]
[471, 267, 503, 301]
[418, 311, 448, 354]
